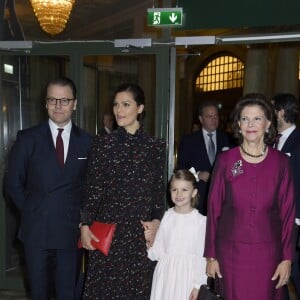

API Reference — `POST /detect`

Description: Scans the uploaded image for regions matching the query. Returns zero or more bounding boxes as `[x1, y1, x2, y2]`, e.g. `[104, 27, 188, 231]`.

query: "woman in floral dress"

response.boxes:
[80, 83, 166, 299]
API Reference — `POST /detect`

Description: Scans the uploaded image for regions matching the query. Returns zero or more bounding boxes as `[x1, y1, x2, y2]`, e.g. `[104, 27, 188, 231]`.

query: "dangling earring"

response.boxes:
[239, 129, 242, 133]
[265, 128, 269, 133]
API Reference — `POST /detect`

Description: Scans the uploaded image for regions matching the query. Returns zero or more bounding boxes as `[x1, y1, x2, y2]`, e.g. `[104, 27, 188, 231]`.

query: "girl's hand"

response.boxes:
[140, 219, 160, 247]
[189, 288, 199, 300]
[271, 260, 291, 289]
[80, 225, 99, 251]
[206, 259, 222, 279]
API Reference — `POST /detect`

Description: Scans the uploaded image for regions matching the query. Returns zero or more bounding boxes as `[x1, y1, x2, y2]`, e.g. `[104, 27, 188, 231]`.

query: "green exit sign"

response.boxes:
[147, 8, 183, 26]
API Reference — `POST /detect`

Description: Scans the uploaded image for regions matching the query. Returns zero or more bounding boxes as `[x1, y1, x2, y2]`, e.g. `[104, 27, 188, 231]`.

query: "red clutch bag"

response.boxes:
[78, 221, 116, 256]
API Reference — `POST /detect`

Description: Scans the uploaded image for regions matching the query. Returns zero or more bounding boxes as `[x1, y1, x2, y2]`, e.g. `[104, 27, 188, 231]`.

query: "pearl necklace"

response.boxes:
[240, 144, 267, 158]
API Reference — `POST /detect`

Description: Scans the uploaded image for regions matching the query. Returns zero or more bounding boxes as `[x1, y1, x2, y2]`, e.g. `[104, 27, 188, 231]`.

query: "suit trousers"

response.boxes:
[290, 225, 300, 297]
[24, 245, 81, 300]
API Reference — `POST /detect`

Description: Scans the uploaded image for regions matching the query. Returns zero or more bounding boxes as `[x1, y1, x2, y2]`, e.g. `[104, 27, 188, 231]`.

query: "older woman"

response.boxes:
[204, 94, 296, 300]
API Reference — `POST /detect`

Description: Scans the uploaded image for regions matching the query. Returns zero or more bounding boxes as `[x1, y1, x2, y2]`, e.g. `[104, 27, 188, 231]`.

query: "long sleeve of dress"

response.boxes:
[278, 158, 296, 260]
[192, 253, 207, 289]
[203, 155, 225, 259]
[192, 217, 207, 289]
[147, 213, 166, 261]
[150, 139, 166, 220]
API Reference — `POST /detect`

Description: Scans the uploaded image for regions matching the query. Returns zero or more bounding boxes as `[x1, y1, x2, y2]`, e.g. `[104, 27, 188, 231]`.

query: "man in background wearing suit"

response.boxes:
[5, 77, 92, 300]
[177, 100, 232, 215]
[272, 93, 300, 299]
[98, 112, 115, 135]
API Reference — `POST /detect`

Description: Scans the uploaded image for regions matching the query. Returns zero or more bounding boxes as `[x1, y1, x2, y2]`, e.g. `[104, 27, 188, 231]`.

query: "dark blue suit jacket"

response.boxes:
[280, 128, 300, 291]
[177, 129, 232, 215]
[5, 121, 92, 249]
[280, 127, 300, 248]
[280, 128, 300, 220]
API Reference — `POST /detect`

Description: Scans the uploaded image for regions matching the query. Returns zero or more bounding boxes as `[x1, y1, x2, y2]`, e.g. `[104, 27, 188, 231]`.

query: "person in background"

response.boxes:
[204, 94, 296, 300]
[272, 93, 300, 299]
[177, 100, 232, 215]
[191, 121, 200, 132]
[148, 169, 207, 300]
[80, 83, 166, 299]
[98, 112, 115, 135]
[4, 77, 92, 300]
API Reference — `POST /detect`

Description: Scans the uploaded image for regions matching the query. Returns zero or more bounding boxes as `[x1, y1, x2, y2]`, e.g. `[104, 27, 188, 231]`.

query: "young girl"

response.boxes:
[148, 169, 207, 300]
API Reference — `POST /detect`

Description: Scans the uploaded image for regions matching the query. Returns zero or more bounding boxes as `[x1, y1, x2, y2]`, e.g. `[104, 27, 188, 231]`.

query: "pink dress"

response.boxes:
[204, 146, 296, 300]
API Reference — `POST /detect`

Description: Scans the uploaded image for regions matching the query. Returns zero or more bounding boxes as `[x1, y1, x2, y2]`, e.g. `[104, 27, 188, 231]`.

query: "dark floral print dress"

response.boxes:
[81, 127, 166, 299]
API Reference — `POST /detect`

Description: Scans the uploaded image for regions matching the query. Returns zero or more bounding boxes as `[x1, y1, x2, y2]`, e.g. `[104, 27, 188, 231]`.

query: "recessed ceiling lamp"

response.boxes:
[30, 0, 75, 36]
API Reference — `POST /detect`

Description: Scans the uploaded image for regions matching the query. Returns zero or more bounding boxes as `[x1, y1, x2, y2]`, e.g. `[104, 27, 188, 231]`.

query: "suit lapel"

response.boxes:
[216, 131, 221, 152]
[64, 124, 83, 171]
[216, 130, 224, 152]
[37, 123, 65, 189]
[40, 122, 58, 163]
[65, 126, 77, 168]
[200, 131, 211, 164]
[281, 129, 300, 153]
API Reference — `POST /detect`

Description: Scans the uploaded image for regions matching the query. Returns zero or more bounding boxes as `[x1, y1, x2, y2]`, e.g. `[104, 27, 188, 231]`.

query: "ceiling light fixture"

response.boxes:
[217, 33, 300, 44]
[30, 0, 75, 36]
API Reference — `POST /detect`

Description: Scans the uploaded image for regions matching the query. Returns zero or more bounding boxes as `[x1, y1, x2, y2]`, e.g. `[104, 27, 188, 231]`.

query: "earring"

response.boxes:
[265, 128, 269, 133]
[239, 130, 242, 133]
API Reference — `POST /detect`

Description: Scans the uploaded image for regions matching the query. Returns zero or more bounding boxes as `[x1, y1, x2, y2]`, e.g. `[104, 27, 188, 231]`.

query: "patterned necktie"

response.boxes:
[207, 133, 216, 165]
[274, 133, 282, 149]
[56, 128, 64, 167]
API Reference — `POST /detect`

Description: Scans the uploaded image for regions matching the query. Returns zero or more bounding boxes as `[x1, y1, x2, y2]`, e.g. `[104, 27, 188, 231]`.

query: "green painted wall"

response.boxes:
[178, 0, 300, 29]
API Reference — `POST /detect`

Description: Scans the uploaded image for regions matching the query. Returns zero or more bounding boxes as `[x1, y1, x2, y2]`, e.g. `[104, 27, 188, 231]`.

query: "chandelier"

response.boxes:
[30, 0, 75, 36]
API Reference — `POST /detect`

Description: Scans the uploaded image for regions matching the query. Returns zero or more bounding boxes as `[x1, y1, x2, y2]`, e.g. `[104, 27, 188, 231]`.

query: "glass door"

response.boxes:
[0, 46, 171, 290]
[0, 54, 71, 289]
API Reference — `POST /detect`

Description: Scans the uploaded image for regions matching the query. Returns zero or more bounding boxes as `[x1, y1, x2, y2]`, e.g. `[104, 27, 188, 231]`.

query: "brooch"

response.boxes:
[231, 160, 244, 177]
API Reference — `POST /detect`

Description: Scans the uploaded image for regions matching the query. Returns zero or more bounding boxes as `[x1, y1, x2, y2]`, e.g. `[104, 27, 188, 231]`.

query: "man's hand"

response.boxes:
[197, 171, 210, 182]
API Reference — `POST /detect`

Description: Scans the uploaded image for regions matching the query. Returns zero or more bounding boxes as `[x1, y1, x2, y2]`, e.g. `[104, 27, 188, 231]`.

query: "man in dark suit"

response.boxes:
[177, 100, 232, 215]
[98, 112, 115, 136]
[272, 93, 300, 299]
[5, 77, 92, 300]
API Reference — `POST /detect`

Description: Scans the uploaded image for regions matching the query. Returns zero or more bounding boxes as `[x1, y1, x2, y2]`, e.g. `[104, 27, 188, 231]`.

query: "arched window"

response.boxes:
[195, 55, 244, 92]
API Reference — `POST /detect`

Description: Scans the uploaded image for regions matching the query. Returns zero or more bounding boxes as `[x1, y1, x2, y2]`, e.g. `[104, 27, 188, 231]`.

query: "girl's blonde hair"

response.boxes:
[169, 169, 199, 208]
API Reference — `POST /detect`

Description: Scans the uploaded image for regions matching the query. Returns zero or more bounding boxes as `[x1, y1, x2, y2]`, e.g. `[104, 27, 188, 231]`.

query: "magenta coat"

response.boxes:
[204, 146, 296, 300]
